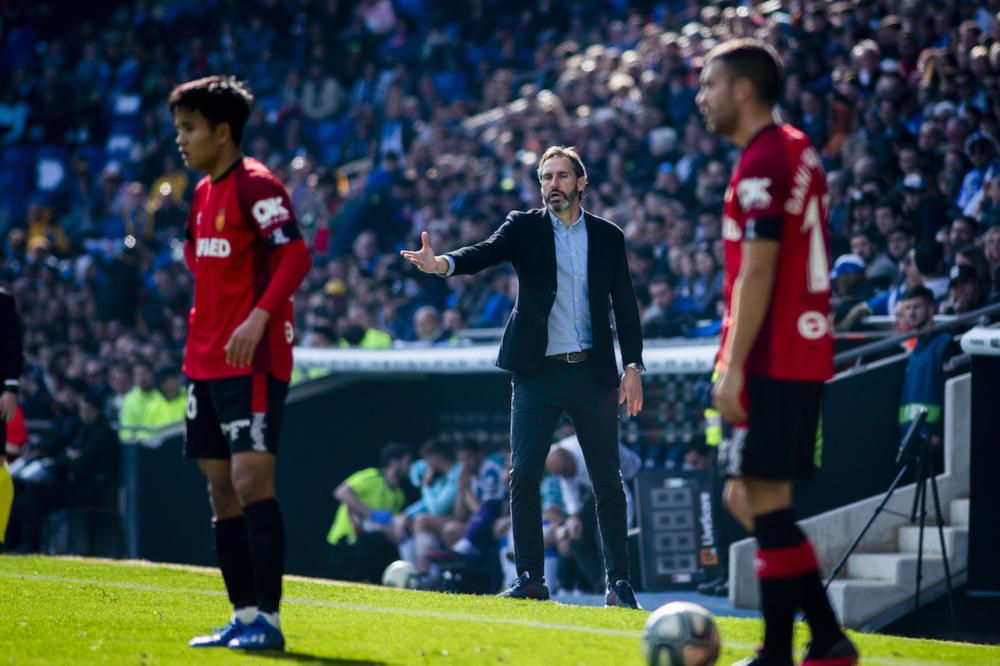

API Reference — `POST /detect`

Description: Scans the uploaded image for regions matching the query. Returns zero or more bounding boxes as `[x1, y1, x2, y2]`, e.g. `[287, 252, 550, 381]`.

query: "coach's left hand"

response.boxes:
[225, 307, 270, 368]
[713, 367, 747, 424]
[619, 368, 643, 417]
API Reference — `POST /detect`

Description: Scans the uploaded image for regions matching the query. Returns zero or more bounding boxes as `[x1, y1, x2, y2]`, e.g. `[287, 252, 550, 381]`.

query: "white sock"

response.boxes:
[258, 611, 280, 630]
[233, 606, 258, 625]
[452, 538, 474, 555]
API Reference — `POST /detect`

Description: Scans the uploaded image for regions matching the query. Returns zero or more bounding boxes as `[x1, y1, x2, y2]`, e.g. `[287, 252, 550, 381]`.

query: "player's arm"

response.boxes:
[227, 175, 313, 367]
[714, 236, 780, 423]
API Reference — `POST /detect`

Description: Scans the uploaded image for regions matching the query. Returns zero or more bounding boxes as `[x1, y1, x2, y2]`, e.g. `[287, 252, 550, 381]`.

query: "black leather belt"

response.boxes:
[546, 349, 592, 363]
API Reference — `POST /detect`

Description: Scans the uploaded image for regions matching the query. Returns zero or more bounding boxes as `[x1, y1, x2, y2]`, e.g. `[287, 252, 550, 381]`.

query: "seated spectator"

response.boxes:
[939, 264, 988, 315]
[327, 443, 412, 583]
[850, 227, 896, 291]
[398, 440, 460, 576]
[830, 254, 873, 325]
[429, 441, 506, 567]
[544, 432, 641, 593]
[395, 305, 453, 347]
[642, 273, 699, 339]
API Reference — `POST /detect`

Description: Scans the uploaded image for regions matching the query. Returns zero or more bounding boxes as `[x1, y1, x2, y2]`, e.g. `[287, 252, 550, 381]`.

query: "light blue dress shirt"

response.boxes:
[545, 208, 592, 355]
[440, 209, 593, 355]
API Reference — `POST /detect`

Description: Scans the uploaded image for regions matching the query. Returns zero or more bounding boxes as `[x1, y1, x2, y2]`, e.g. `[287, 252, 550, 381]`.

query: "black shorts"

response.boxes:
[184, 373, 289, 459]
[718, 376, 824, 481]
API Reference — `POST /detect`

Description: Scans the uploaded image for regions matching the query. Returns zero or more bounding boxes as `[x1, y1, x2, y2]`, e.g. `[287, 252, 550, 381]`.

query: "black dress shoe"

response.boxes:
[605, 579, 642, 609]
[497, 573, 550, 600]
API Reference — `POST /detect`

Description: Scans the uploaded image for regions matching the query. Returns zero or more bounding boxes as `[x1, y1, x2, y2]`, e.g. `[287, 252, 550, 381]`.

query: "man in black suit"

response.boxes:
[401, 146, 645, 607]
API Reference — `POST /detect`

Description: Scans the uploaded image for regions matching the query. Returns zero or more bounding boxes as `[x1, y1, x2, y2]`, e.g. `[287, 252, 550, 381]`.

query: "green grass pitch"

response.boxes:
[1, 556, 997, 665]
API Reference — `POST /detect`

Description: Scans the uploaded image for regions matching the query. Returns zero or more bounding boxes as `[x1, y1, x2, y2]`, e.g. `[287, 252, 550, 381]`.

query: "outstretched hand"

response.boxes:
[400, 231, 446, 275]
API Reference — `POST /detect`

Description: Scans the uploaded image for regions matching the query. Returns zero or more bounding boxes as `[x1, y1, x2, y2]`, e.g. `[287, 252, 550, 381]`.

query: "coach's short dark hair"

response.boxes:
[537, 145, 587, 182]
[168, 75, 254, 145]
[902, 285, 935, 305]
[705, 38, 784, 106]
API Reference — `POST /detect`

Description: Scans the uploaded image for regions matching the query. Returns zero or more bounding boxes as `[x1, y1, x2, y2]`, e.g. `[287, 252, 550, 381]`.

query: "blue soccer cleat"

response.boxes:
[188, 619, 248, 648]
[226, 616, 286, 651]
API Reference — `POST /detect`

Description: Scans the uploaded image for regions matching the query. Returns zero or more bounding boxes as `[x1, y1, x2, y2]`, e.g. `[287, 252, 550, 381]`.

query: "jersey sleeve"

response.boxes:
[734, 143, 792, 241]
[237, 171, 304, 247]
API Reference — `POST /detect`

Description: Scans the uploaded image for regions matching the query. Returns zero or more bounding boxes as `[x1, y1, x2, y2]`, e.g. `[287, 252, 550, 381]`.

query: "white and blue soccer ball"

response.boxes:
[641, 601, 721, 666]
[382, 560, 420, 590]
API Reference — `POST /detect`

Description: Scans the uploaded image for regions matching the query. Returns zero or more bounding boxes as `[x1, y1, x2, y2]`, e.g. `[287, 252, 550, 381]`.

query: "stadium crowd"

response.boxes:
[4, 0, 1000, 559]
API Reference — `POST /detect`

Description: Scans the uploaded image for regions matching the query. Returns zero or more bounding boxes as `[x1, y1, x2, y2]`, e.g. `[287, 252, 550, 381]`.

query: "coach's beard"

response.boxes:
[546, 189, 577, 213]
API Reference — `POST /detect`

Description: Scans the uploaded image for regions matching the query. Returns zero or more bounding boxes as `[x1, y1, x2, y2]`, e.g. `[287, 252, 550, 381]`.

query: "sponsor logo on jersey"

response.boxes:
[797, 310, 829, 340]
[736, 177, 772, 211]
[284, 321, 294, 344]
[215, 209, 226, 232]
[252, 196, 291, 230]
[722, 216, 742, 241]
[195, 237, 232, 258]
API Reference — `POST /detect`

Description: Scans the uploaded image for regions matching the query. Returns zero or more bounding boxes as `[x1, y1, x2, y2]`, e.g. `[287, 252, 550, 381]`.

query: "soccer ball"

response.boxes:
[641, 601, 721, 666]
[382, 560, 420, 589]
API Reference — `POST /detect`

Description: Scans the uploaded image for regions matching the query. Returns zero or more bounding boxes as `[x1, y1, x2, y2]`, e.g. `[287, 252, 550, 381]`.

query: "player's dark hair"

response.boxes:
[168, 75, 254, 145]
[902, 285, 935, 305]
[380, 443, 412, 468]
[705, 38, 784, 106]
[537, 145, 587, 182]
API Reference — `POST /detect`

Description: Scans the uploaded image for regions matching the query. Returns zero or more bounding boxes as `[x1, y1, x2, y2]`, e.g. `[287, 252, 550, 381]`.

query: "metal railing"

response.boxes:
[833, 302, 1000, 368]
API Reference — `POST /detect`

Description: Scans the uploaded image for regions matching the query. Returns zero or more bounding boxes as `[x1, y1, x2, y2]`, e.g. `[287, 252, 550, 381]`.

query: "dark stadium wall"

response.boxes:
[126, 360, 908, 579]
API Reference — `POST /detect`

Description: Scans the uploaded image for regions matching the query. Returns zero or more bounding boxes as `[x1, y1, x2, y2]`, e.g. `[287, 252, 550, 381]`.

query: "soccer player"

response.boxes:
[171, 76, 311, 651]
[0, 289, 23, 550]
[696, 40, 858, 666]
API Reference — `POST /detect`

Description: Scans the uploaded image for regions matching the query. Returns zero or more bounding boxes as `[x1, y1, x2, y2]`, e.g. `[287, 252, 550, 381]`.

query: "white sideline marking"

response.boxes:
[0, 572, 976, 665]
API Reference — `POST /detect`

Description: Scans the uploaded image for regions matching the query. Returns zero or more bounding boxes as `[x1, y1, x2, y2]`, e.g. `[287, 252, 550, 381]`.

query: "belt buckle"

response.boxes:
[567, 351, 583, 363]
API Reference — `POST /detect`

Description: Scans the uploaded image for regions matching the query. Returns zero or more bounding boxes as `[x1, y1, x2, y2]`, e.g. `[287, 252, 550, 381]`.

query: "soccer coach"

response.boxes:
[401, 146, 644, 608]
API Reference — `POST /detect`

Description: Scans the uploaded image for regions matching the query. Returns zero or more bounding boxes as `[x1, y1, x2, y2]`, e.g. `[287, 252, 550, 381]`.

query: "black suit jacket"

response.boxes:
[448, 208, 643, 388]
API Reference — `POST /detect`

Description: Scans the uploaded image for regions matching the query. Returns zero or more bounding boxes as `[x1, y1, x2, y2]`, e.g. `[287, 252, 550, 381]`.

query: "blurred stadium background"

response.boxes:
[5, 0, 1000, 647]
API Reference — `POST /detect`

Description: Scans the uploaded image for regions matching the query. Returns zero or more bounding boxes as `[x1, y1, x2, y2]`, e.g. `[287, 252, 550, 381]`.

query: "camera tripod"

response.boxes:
[825, 409, 956, 630]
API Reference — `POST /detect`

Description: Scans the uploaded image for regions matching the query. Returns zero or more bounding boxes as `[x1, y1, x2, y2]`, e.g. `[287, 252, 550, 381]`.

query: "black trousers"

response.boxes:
[510, 359, 629, 583]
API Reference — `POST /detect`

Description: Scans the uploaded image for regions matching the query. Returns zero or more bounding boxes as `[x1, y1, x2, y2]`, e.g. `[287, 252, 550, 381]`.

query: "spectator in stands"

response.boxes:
[327, 443, 412, 583]
[395, 305, 452, 347]
[642, 273, 698, 339]
[940, 264, 987, 315]
[830, 254, 873, 325]
[850, 227, 897, 290]
[63, 390, 120, 512]
[898, 286, 959, 468]
[913, 241, 951, 302]
[148, 365, 185, 428]
[118, 361, 159, 441]
[983, 225, 1000, 277]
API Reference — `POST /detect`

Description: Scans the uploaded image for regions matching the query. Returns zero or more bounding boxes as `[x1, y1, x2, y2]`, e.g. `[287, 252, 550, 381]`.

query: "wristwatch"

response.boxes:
[625, 362, 645, 373]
